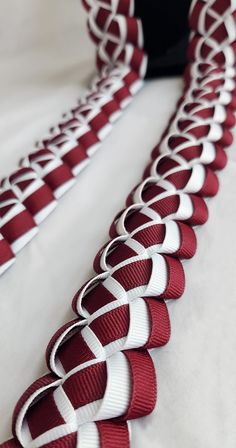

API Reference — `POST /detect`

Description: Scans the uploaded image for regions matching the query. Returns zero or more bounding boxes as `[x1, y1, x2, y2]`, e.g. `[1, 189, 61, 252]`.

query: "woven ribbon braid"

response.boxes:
[2, 0, 236, 447]
[0, 0, 145, 276]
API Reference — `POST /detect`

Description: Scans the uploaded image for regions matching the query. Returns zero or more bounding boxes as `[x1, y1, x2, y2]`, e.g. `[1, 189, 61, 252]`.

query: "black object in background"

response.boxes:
[135, 0, 191, 78]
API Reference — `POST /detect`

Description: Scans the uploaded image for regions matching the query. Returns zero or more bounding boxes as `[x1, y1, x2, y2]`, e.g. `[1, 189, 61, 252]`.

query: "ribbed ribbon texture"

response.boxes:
[2, 0, 236, 447]
[0, 0, 146, 276]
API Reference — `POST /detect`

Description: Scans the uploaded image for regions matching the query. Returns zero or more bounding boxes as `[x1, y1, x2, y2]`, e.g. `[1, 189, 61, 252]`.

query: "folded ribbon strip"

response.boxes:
[0, 0, 146, 276]
[2, 0, 236, 446]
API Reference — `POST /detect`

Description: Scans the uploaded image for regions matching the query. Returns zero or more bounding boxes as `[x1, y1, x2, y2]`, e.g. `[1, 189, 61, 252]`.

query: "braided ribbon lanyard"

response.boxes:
[0, 0, 146, 276]
[2, 0, 236, 446]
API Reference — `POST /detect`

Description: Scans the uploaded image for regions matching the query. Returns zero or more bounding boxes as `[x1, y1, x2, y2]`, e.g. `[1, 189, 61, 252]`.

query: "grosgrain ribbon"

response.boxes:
[1, 0, 236, 447]
[0, 0, 145, 276]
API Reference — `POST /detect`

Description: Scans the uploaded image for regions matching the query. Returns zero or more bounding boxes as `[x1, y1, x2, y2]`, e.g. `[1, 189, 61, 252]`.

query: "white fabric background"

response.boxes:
[0, 1, 236, 446]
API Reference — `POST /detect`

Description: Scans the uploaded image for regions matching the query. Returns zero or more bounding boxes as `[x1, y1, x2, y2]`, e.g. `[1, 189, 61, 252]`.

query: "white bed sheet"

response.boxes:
[0, 1, 236, 446]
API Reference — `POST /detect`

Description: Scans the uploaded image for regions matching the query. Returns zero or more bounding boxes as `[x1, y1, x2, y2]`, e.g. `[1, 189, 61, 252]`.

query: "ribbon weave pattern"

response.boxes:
[1, 0, 236, 447]
[0, 0, 145, 276]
